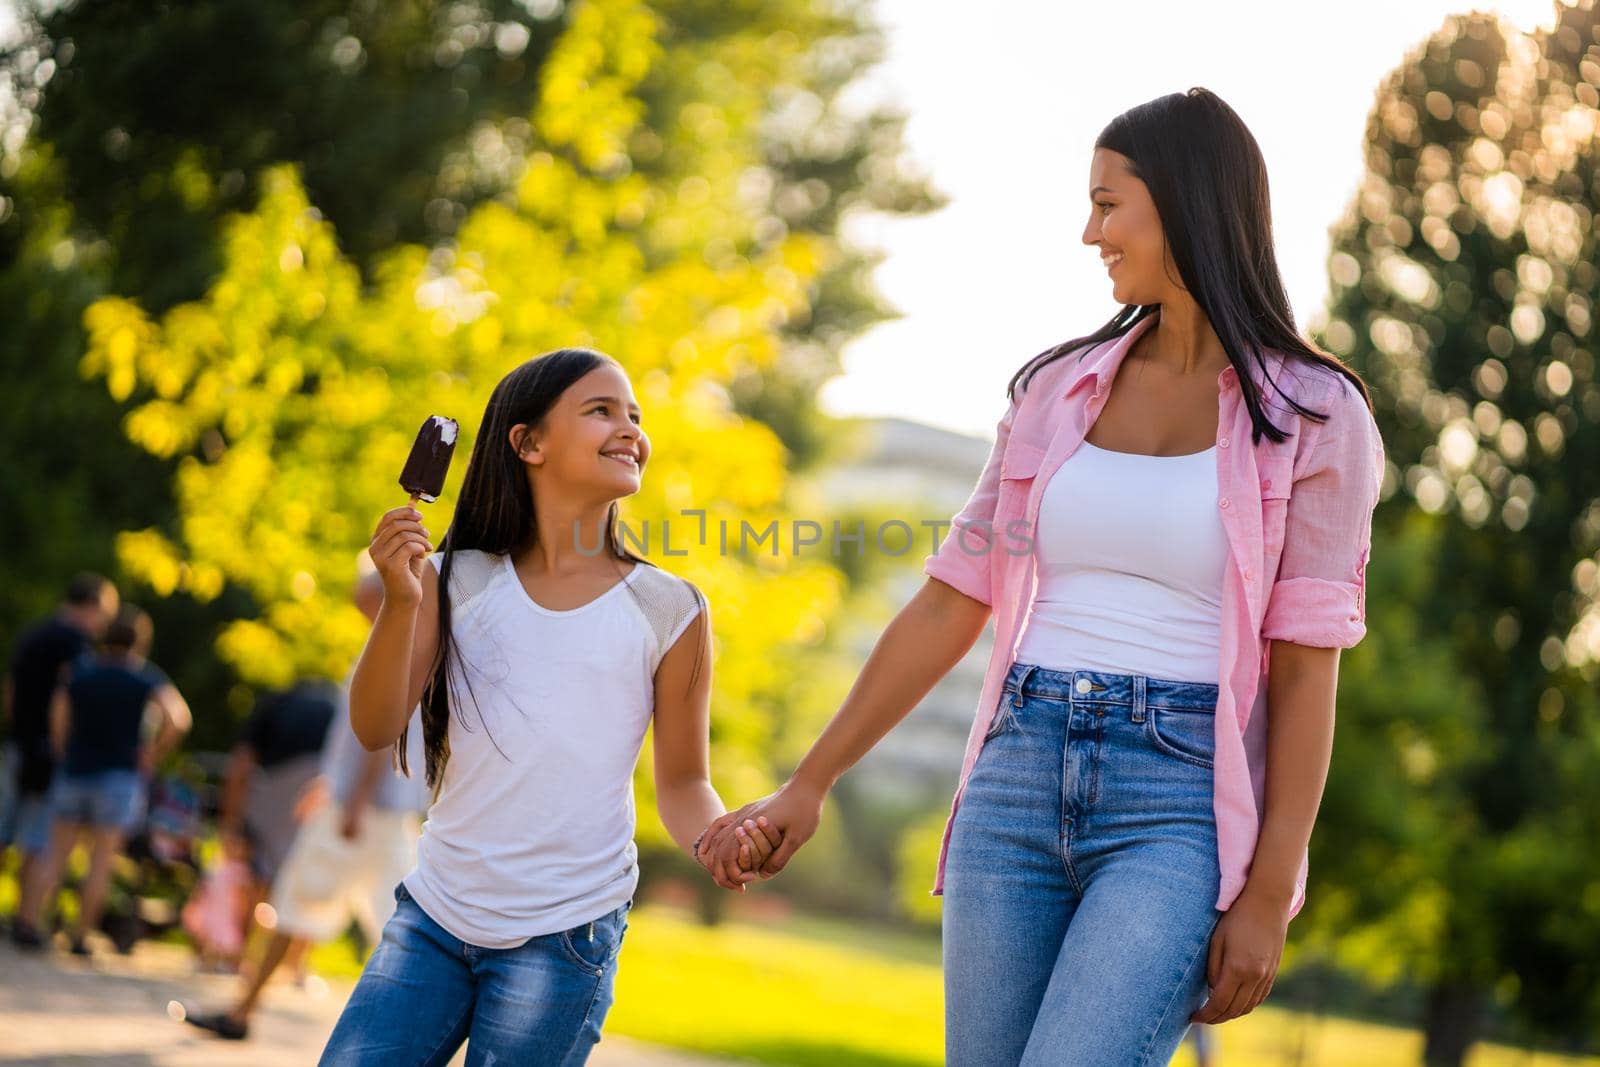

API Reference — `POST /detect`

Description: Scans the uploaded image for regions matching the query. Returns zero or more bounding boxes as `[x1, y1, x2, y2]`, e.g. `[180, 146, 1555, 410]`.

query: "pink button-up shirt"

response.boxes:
[923, 313, 1385, 918]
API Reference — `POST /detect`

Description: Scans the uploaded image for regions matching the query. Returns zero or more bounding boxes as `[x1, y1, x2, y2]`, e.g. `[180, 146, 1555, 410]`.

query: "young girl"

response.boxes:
[321, 348, 779, 1066]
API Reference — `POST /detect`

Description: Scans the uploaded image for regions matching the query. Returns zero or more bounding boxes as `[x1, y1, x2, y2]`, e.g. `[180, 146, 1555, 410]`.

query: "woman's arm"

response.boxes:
[139, 683, 193, 776]
[702, 575, 991, 874]
[1190, 639, 1336, 1027]
[1194, 376, 1384, 1026]
[649, 601, 773, 892]
[48, 681, 70, 759]
[349, 506, 439, 751]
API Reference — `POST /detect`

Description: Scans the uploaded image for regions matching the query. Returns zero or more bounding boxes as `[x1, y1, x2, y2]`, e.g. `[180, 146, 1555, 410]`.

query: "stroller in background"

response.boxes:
[96, 751, 226, 954]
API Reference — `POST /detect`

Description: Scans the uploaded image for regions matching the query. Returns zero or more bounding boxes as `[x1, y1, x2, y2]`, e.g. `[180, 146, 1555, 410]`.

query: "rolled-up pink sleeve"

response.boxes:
[922, 395, 1021, 607]
[1261, 376, 1386, 649]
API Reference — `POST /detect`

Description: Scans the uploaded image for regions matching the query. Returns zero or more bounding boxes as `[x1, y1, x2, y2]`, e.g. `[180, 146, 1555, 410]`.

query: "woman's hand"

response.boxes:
[369, 505, 433, 607]
[701, 778, 826, 883]
[1189, 884, 1289, 1024]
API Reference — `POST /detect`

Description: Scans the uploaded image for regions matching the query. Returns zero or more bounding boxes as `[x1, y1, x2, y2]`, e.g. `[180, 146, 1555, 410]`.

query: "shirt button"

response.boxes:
[1219, 438, 1229, 448]
[1243, 566, 1253, 580]
[1219, 498, 1230, 509]
[1075, 678, 1092, 695]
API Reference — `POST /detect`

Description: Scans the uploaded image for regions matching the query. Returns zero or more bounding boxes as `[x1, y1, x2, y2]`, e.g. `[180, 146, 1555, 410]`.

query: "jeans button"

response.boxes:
[1075, 678, 1092, 695]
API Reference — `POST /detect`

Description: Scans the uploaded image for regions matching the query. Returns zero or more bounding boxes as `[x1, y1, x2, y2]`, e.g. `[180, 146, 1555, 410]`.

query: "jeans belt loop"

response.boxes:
[1013, 664, 1039, 708]
[1132, 674, 1148, 723]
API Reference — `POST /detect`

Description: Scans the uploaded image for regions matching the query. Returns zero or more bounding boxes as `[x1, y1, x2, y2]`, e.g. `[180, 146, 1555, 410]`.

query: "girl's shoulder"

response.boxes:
[623, 562, 706, 657]
[427, 549, 504, 615]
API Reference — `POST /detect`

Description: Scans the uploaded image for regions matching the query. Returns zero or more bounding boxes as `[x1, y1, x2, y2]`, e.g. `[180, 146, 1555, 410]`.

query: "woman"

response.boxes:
[702, 87, 1385, 1064]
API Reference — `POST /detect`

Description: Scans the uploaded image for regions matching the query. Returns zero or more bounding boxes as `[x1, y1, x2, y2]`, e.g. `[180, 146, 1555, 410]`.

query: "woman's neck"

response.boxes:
[1148, 301, 1229, 379]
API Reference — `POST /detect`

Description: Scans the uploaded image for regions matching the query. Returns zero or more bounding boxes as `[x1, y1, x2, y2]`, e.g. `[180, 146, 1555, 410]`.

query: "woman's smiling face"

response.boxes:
[1082, 147, 1177, 307]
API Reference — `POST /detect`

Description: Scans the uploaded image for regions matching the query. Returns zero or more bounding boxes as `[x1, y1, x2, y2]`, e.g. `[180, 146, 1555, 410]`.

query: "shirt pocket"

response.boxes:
[1259, 454, 1295, 581]
[997, 440, 1047, 515]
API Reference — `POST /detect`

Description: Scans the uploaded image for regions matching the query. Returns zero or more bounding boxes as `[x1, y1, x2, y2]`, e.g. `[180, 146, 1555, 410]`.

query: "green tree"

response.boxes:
[1317, 8, 1600, 1061]
[1, 0, 935, 762]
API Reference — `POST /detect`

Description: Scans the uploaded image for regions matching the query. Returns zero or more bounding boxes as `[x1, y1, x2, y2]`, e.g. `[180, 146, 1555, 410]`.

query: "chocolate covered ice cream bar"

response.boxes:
[399, 415, 458, 503]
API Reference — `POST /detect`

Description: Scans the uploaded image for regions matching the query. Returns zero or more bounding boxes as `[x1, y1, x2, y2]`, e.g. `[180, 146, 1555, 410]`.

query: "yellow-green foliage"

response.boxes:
[80, 0, 848, 842]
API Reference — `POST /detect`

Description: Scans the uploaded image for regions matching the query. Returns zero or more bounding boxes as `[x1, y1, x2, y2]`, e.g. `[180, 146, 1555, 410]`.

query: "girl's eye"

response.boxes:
[1096, 202, 1113, 215]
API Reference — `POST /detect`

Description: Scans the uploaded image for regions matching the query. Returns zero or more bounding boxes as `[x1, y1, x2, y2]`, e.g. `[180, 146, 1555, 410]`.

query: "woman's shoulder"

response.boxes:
[1263, 356, 1383, 486]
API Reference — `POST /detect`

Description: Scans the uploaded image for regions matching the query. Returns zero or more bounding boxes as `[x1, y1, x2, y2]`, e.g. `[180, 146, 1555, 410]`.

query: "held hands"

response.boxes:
[696, 779, 826, 887]
[693, 816, 781, 892]
[369, 506, 434, 607]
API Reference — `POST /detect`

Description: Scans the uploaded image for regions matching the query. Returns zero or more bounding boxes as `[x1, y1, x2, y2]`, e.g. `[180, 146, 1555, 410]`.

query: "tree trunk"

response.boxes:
[695, 876, 728, 927]
[1421, 979, 1486, 1067]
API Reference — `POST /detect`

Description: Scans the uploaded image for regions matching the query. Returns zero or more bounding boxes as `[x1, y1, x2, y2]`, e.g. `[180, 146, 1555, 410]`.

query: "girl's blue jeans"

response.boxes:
[319, 882, 630, 1066]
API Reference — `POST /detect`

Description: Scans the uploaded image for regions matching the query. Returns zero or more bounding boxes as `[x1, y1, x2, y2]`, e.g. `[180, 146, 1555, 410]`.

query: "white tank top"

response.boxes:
[1013, 440, 1228, 684]
[402, 549, 703, 948]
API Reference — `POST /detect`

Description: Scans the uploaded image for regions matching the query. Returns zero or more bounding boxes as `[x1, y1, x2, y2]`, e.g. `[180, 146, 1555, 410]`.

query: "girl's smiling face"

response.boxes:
[513, 362, 650, 499]
[1082, 147, 1179, 307]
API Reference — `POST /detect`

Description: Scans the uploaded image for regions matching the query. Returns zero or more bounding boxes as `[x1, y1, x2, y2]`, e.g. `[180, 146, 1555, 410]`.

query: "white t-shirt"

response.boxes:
[1013, 440, 1228, 684]
[402, 549, 703, 948]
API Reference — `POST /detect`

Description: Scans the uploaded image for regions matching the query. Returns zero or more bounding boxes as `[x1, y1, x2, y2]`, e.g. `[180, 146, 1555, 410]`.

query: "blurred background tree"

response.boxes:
[1315, 6, 1600, 1062]
[0, 0, 932, 724]
[0, 0, 938, 924]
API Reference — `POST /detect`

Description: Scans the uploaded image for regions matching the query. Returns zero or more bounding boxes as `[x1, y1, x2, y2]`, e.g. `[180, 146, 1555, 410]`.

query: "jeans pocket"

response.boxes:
[1146, 707, 1216, 769]
[559, 906, 625, 975]
[983, 690, 1019, 741]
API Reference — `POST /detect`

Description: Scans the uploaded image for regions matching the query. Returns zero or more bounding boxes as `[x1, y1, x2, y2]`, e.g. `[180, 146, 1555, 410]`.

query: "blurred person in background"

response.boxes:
[181, 566, 428, 1042]
[218, 671, 339, 961]
[15, 603, 192, 953]
[2, 573, 119, 913]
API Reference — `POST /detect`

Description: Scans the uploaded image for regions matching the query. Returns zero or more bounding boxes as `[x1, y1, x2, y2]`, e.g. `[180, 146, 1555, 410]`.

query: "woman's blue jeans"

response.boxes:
[319, 882, 630, 1066]
[943, 662, 1224, 1066]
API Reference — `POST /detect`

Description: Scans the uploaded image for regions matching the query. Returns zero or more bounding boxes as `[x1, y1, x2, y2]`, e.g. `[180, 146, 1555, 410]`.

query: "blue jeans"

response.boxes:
[50, 769, 146, 834]
[943, 662, 1224, 1066]
[319, 883, 631, 1066]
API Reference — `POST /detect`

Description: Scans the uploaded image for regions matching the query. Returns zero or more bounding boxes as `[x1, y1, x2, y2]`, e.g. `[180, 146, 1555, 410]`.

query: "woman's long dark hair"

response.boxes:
[1010, 87, 1373, 443]
[396, 347, 708, 793]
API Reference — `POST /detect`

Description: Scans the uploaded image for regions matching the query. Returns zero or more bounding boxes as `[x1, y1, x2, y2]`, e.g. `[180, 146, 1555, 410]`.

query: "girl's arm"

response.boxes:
[649, 600, 770, 892]
[703, 575, 991, 874]
[350, 506, 439, 751]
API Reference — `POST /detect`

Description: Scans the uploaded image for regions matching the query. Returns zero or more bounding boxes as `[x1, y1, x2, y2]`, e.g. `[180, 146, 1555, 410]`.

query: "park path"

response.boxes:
[0, 938, 736, 1066]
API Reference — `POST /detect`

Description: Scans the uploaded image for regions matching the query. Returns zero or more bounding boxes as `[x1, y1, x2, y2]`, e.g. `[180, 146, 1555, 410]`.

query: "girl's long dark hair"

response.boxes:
[1010, 87, 1373, 443]
[396, 347, 708, 793]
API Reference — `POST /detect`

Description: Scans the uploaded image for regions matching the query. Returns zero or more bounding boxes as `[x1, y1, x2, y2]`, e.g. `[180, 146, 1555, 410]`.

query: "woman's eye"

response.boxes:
[1096, 202, 1113, 215]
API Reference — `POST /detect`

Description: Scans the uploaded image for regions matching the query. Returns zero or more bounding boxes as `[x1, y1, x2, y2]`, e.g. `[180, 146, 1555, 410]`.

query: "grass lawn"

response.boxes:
[599, 903, 1597, 1067]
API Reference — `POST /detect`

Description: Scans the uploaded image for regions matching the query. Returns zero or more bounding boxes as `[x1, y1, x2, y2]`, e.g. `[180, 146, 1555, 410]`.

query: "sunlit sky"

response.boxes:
[823, 0, 1565, 437]
[0, 2, 1567, 439]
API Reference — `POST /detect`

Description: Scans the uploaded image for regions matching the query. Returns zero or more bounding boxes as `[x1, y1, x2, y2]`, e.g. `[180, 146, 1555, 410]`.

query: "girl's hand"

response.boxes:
[1190, 884, 1289, 1023]
[732, 818, 781, 872]
[370, 505, 433, 607]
